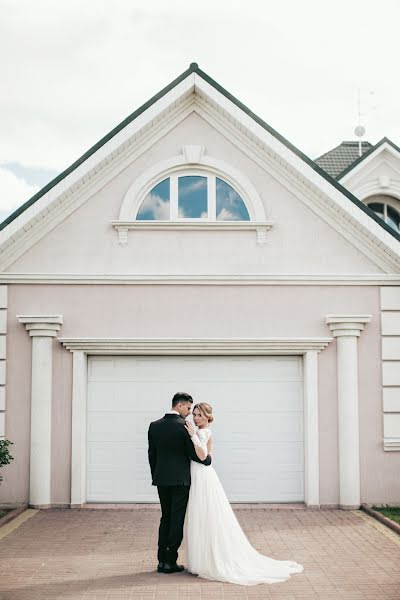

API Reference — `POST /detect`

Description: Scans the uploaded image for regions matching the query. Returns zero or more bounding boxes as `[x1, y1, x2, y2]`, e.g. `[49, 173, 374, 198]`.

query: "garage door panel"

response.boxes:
[88, 356, 302, 383]
[88, 381, 303, 415]
[86, 356, 304, 503]
[213, 413, 303, 442]
[184, 381, 303, 412]
[215, 442, 304, 470]
[87, 413, 158, 440]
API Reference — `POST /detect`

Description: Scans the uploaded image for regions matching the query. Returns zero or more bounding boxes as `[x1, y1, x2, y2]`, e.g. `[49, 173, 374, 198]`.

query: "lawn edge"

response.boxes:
[361, 503, 400, 536]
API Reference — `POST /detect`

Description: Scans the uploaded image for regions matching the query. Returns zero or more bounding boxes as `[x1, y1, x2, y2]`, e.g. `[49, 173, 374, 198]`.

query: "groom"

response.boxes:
[148, 392, 212, 574]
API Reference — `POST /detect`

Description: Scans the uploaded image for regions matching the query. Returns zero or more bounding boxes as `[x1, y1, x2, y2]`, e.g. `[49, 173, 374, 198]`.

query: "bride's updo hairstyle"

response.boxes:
[193, 402, 214, 423]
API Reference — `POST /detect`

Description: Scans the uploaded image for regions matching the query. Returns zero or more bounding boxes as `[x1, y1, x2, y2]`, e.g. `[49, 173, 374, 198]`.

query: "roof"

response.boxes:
[1, 62, 400, 249]
[315, 141, 373, 179]
[337, 137, 400, 181]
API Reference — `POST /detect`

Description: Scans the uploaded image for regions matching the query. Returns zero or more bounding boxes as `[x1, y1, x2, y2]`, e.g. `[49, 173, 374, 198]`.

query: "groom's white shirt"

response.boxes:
[166, 410, 180, 415]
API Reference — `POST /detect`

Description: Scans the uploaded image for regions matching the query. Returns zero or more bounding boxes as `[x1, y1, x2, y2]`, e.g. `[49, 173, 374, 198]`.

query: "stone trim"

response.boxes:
[380, 287, 400, 451]
[59, 336, 333, 508]
[326, 314, 371, 508]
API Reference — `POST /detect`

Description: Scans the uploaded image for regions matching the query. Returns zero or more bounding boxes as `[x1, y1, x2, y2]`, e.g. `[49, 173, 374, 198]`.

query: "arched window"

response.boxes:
[136, 174, 250, 221]
[365, 194, 400, 233]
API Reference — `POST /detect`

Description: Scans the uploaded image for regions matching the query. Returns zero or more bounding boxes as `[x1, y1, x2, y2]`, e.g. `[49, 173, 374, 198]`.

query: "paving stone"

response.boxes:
[0, 509, 399, 599]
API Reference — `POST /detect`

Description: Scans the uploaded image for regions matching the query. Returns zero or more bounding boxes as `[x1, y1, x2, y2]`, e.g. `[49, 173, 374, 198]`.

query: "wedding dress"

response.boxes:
[183, 428, 304, 586]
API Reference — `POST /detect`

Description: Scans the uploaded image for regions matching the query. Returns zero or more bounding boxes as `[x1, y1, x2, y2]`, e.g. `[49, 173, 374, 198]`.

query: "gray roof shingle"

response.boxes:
[315, 141, 373, 179]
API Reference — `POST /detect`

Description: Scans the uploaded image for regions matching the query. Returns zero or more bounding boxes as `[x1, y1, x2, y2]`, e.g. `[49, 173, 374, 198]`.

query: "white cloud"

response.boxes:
[180, 178, 207, 195]
[0, 167, 39, 219]
[217, 207, 240, 221]
[139, 193, 170, 220]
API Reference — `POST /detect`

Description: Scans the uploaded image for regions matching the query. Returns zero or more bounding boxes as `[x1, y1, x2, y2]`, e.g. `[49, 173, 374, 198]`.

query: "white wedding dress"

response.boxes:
[183, 428, 303, 586]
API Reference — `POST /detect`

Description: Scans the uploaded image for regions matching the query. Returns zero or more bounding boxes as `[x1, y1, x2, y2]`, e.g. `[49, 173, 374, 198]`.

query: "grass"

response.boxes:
[0, 508, 13, 519]
[372, 506, 400, 525]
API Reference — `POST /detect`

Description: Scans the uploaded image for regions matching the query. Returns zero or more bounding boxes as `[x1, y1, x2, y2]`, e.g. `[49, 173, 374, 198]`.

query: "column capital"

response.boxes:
[17, 315, 63, 337]
[326, 315, 371, 338]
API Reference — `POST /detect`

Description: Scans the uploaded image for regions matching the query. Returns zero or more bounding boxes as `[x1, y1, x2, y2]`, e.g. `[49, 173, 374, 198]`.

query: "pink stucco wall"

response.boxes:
[1, 283, 398, 506]
[7, 113, 382, 276]
[0, 109, 397, 508]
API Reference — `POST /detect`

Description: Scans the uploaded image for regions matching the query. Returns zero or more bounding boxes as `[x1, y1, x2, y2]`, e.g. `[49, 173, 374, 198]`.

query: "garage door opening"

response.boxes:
[86, 355, 304, 503]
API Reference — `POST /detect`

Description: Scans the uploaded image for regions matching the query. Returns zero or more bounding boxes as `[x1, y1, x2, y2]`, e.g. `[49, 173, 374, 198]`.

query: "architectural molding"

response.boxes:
[0, 75, 195, 247]
[350, 179, 400, 204]
[193, 77, 400, 257]
[0, 97, 195, 271]
[118, 151, 265, 221]
[0, 70, 398, 271]
[18, 314, 63, 507]
[380, 287, 400, 452]
[1, 273, 399, 285]
[326, 314, 371, 508]
[17, 315, 63, 337]
[193, 99, 400, 272]
[384, 438, 400, 451]
[326, 315, 372, 337]
[339, 141, 400, 185]
[60, 335, 333, 507]
[59, 337, 333, 355]
[112, 220, 274, 245]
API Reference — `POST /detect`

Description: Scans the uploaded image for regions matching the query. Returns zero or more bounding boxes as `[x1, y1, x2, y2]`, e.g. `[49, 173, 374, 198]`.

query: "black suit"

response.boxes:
[148, 413, 211, 564]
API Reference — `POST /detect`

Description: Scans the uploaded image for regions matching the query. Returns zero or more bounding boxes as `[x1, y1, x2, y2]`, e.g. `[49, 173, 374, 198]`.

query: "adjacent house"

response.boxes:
[0, 63, 399, 510]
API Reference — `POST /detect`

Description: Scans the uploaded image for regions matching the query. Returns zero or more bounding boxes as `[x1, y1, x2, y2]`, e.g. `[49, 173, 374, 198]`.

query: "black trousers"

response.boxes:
[156, 485, 190, 564]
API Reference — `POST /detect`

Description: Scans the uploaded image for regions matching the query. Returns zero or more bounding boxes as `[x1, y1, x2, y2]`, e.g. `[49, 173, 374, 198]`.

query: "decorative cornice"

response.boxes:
[1, 274, 399, 285]
[18, 315, 63, 337]
[58, 337, 333, 354]
[111, 220, 274, 245]
[326, 315, 372, 337]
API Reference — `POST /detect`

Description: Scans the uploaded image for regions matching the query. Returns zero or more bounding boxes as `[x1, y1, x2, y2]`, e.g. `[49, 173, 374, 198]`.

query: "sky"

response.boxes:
[1, 0, 400, 222]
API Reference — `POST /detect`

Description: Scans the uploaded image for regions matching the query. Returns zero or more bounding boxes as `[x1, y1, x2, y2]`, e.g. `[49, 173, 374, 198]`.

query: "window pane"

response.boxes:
[178, 176, 208, 218]
[387, 205, 400, 231]
[216, 178, 249, 221]
[367, 202, 384, 219]
[136, 179, 170, 220]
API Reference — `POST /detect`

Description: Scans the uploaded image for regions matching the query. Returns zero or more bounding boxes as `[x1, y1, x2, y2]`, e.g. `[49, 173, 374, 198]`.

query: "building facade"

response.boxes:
[0, 64, 399, 509]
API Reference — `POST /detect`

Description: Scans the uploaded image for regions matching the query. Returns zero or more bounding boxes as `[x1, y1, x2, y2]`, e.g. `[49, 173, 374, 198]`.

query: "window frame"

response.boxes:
[366, 200, 400, 233]
[136, 171, 250, 222]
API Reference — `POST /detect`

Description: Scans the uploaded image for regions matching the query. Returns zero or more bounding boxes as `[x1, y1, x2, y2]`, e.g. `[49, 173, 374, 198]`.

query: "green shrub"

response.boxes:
[0, 439, 14, 484]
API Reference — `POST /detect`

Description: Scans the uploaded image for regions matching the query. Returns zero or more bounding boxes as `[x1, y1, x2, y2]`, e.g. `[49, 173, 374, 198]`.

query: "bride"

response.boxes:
[183, 402, 304, 586]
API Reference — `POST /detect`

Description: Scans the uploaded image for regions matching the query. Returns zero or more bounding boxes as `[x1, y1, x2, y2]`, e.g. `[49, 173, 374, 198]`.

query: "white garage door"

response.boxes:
[86, 356, 304, 503]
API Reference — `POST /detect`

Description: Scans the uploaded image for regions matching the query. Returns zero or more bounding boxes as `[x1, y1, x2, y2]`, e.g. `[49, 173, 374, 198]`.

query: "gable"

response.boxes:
[339, 142, 400, 204]
[4, 111, 386, 276]
[0, 63, 399, 275]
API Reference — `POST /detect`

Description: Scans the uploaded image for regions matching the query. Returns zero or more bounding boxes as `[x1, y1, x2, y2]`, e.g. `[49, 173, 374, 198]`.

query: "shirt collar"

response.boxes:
[166, 410, 180, 416]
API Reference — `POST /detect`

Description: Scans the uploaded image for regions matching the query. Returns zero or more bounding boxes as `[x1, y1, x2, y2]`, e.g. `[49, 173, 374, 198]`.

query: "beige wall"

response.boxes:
[1, 283, 398, 506]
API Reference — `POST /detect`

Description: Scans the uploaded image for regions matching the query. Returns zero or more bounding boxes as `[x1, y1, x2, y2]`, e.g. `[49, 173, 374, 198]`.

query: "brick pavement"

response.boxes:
[0, 507, 399, 600]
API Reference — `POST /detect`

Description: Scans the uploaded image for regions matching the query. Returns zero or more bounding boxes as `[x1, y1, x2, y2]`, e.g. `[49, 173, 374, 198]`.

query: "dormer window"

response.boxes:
[365, 195, 400, 233]
[136, 174, 250, 221]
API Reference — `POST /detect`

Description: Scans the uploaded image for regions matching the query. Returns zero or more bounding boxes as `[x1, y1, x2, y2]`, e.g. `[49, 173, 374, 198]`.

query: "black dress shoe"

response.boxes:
[157, 562, 165, 572]
[161, 562, 185, 573]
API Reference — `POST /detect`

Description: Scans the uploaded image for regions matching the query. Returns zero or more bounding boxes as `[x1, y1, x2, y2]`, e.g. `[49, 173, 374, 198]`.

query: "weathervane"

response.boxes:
[354, 88, 366, 158]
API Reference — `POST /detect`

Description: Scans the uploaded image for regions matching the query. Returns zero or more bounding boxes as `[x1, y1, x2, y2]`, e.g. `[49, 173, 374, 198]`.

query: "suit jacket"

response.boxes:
[148, 413, 212, 486]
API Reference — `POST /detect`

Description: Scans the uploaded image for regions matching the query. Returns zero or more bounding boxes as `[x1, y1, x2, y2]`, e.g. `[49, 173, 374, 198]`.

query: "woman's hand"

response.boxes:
[185, 420, 196, 437]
